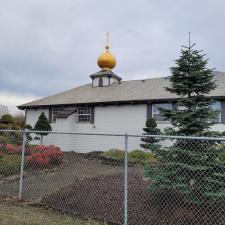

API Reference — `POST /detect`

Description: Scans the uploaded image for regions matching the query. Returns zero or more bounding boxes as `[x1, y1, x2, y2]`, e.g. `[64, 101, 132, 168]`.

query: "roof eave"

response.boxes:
[17, 95, 225, 110]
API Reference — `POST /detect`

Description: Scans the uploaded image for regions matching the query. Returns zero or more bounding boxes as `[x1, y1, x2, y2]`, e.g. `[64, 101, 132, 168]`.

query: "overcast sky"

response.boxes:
[0, 0, 225, 111]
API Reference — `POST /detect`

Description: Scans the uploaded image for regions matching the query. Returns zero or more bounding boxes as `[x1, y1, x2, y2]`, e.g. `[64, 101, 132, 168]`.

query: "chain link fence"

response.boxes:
[1, 129, 225, 225]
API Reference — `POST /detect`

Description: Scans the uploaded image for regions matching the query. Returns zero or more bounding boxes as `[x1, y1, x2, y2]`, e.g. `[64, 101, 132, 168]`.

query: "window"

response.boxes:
[52, 107, 64, 123]
[77, 107, 91, 122]
[152, 103, 172, 122]
[52, 107, 76, 122]
[99, 77, 103, 87]
[210, 101, 221, 123]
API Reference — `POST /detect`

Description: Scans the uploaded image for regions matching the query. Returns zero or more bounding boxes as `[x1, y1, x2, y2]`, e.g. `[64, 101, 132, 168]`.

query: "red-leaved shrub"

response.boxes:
[1, 143, 63, 168]
[27, 145, 63, 167]
[5, 144, 22, 154]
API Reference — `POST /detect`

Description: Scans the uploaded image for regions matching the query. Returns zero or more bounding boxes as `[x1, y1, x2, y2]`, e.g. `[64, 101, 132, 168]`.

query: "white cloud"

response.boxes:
[0, 0, 224, 99]
[0, 92, 39, 115]
[0, 92, 38, 106]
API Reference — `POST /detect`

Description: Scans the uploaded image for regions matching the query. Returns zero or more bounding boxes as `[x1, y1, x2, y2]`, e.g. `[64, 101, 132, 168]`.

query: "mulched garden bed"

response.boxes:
[41, 170, 225, 225]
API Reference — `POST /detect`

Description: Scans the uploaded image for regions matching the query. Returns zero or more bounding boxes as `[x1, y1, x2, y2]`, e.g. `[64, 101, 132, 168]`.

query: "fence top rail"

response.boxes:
[1, 129, 225, 141]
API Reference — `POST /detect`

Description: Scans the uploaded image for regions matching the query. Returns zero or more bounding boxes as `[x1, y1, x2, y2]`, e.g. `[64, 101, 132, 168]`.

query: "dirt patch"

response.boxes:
[0, 152, 123, 200]
[2, 152, 225, 225]
[42, 170, 225, 225]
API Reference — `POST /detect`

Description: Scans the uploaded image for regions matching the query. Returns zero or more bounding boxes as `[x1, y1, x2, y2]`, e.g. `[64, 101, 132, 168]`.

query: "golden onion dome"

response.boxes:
[97, 33, 116, 70]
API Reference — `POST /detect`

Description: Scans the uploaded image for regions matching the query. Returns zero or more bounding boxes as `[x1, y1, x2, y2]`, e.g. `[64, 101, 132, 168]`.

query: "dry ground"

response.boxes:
[0, 152, 123, 200]
[42, 170, 225, 225]
[2, 152, 225, 225]
[0, 196, 108, 225]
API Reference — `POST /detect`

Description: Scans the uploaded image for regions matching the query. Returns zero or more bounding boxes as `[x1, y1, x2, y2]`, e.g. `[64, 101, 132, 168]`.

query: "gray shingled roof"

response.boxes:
[18, 71, 225, 109]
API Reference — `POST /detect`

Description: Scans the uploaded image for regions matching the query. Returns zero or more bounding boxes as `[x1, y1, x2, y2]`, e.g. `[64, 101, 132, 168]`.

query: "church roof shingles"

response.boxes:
[18, 71, 225, 109]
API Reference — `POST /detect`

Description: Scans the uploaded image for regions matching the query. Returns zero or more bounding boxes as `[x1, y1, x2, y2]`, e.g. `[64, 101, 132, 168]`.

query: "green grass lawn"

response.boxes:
[0, 202, 107, 225]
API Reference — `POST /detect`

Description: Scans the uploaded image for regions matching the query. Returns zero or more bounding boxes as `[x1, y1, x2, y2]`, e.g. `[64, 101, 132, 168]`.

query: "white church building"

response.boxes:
[18, 39, 225, 152]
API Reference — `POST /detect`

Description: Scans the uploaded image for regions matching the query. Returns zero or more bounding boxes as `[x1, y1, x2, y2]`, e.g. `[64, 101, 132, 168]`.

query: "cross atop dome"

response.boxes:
[97, 32, 117, 71]
[90, 33, 121, 87]
[106, 32, 109, 49]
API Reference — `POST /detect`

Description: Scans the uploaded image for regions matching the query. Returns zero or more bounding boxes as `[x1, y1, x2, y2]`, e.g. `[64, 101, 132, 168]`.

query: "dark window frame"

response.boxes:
[152, 103, 172, 122]
[210, 101, 221, 123]
[99, 77, 103, 87]
[52, 107, 64, 123]
[77, 107, 92, 123]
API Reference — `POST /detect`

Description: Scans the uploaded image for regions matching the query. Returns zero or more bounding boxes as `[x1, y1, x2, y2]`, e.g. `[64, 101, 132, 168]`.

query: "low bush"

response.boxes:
[0, 144, 63, 173]
[0, 135, 7, 144]
[0, 154, 27, 176]
[98, 149, 157, 165]
[5, 144, 22, 154]
[100, 149, 124, 161]
[1, 131, 23, 145]
[27, 145, 63, 167]
[128, 150, 157, 164]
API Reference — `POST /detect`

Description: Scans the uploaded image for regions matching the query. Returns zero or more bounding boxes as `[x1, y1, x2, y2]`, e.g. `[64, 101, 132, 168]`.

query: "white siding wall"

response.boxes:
[92, 77, 119, 87]
[92, 77, 109, 87]
[25, 105, 225, 153]
[211, 124, 225, 131]
[26, 109, 49, 127]
[93, 77, 100, 87]
[154, 122, 225, 150]
[26, 105, 147, 152]
[156, 122, 225, 132]
[110, 77, 119, 85]
[102, 77, 109, 86]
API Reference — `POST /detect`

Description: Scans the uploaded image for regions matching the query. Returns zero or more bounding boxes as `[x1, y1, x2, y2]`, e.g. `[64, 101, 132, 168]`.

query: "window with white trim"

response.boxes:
[77, 107, 91, 122]
[210, 101, 221, 123]
[152, 103, 172, 122]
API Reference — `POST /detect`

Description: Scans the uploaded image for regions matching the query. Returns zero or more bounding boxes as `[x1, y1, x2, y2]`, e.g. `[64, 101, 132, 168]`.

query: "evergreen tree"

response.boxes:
[146, 40, 225, 204]
[24, 124, 33, 143]
[34, 112, 52, 145]
[140, 118, 161, 152]
[161, 42, 217, 136]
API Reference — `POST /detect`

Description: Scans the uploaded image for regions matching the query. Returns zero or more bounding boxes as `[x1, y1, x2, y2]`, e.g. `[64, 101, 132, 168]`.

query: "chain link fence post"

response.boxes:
[124, 133, 128, 225]
[19, 129, 26, 199]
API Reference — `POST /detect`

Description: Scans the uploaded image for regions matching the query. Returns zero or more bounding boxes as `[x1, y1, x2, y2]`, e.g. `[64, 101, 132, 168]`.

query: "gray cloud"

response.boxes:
[0, 0, 225, 102]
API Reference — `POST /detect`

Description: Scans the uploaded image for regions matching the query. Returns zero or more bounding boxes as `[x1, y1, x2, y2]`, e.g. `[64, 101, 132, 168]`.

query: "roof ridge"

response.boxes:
[121, 76, 168, 83]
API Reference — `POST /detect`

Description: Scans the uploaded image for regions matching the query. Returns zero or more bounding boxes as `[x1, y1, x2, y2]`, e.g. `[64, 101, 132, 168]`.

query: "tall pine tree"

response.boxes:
[146, 38, 225, 204]
[161, 40, 217, 136]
